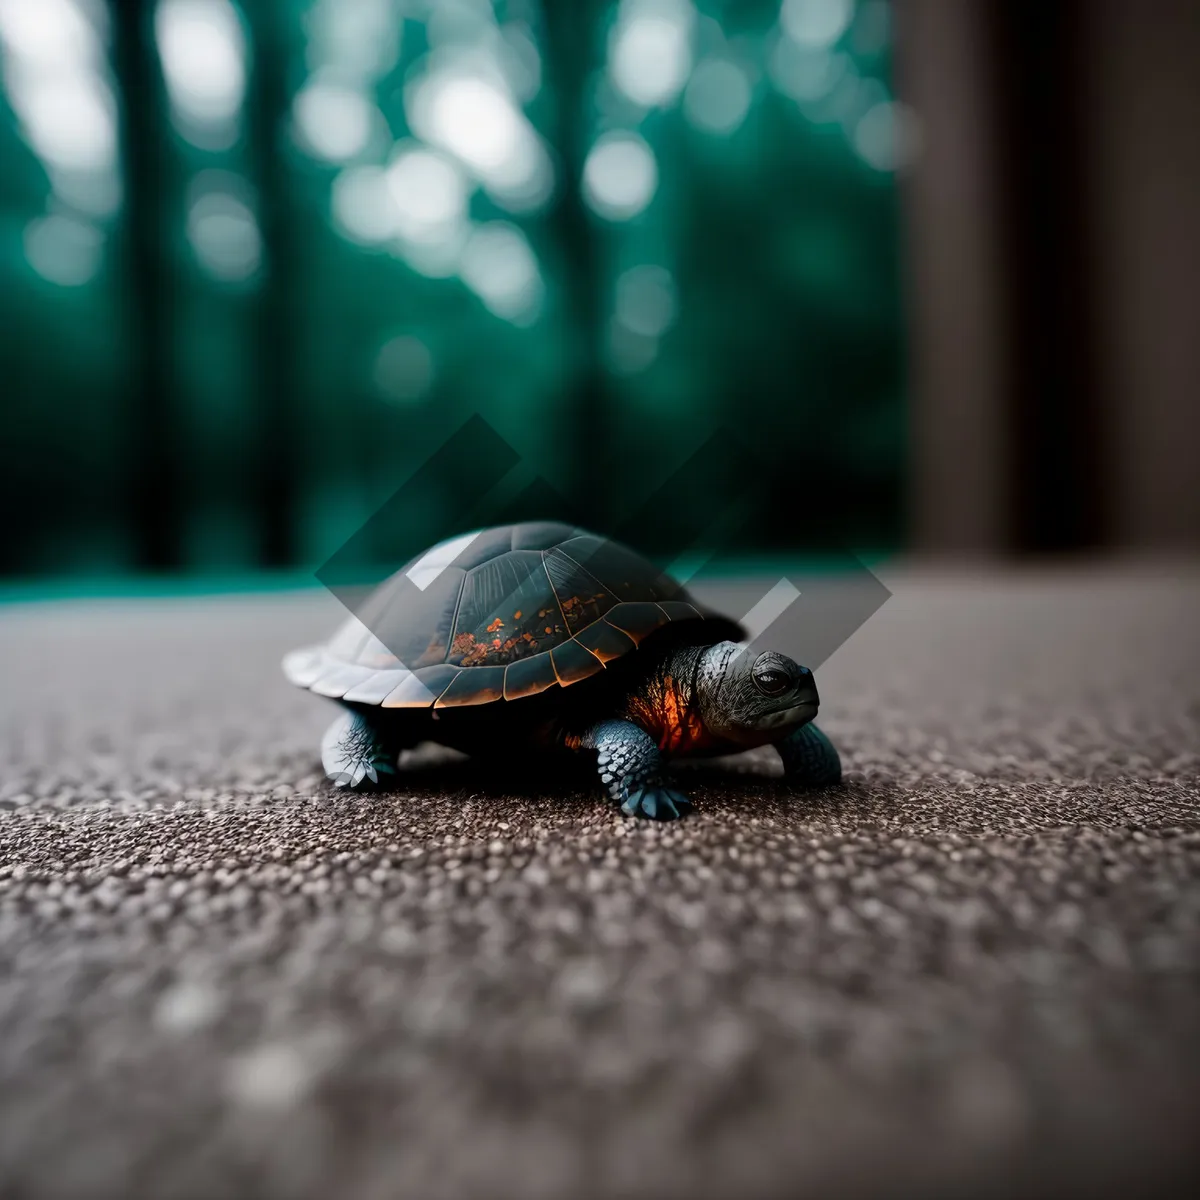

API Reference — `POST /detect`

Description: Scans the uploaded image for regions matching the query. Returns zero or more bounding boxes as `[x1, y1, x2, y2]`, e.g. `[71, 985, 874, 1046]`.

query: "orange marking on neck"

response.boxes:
[626, 674, 710, 756]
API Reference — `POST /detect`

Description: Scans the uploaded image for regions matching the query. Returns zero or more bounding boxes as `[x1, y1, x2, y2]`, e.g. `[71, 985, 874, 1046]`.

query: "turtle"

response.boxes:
[283, 521, 841, 820]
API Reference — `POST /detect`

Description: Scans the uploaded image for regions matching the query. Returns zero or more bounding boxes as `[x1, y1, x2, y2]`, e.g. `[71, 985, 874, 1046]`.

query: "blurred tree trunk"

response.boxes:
[245, 4, 298, 567]
[110, 0, 182, 570]
[540, 0, 608, 528]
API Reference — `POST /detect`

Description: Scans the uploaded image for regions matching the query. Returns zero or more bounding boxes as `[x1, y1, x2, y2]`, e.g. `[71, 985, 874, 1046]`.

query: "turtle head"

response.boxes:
[694, 641, 819, 746]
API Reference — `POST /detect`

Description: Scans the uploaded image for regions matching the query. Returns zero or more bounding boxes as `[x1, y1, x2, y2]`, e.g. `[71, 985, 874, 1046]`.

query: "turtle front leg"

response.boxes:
[774, 723, 842, 788]
[321, 709, 403, 791]
[575, 720, 692, 821]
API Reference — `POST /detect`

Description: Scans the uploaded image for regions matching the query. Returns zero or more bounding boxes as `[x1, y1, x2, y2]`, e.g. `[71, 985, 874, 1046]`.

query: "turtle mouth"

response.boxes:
[756, 700, 818, 732]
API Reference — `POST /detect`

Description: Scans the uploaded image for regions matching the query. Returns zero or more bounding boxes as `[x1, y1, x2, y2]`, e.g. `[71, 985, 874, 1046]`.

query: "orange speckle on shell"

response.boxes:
[487, 617, 503, 633]
[545, 626, 552, 634]
[514, 610, 523, 620]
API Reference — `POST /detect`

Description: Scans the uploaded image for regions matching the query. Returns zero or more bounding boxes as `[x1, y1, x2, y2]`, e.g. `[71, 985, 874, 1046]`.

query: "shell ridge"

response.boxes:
[554, 548, 612, 596]
[442, 563, 470, 666]
[602, 615, 654, 650]
[576, 612, 618, 637]
[569, 630, 607, 666]
[539, 549, 571, 632]
[432, 668, 464, 706]
[502, 652, 562, 701]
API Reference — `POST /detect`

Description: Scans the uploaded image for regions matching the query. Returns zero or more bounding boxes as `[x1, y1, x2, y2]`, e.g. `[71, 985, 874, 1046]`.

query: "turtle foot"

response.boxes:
[620, 784, 693, 821]
[776, 723, 842, 789]
[321, 712, 399, 792]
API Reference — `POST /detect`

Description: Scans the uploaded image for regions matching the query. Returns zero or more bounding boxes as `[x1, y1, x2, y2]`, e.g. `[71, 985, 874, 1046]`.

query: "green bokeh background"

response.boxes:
[0, 0, 904, 583]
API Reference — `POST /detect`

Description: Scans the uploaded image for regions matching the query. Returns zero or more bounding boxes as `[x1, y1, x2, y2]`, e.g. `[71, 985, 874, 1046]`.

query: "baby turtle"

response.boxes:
[283, 522, 841, 820]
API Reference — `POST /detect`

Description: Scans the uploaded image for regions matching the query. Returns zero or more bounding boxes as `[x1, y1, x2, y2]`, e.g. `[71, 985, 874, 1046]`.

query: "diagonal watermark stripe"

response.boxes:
[739, 579, 802, 642]
[310, 413, 890, 680]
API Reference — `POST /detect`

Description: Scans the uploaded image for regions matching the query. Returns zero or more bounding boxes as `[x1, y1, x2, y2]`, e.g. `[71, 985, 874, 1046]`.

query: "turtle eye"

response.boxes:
[753, 666, 790, 696]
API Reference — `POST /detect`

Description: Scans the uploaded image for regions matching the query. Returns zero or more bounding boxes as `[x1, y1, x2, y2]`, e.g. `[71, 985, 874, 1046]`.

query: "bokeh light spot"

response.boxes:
[609, 0, 696, 109]
[458, 222, 544, 325]
[607, 318, 659, 375]
[24, 213, 103, 287]
[780, 0, 853, 49]
[769, 37, 848, 105]
[683, 59, 752, 136]
[155, 0, 247, 149]
[304, 0, 401, 82]
[425, 0, 497, 49]
[331, 165, 395, 245]
[0, 0, 97, 69]
[385, 145, 470, 245]
[0, 0, 121, 217]
[374, 335, 435, 403]
[292, 81, 377, 163]
[499, 22, 542, 104]
[187, 176, 261, 282]
[6, 70, 116, 171]
[406, 67, 552, 213]
[582, 132, 658, 222]
[615, 265, 677, 338]
[854, 100, 920, 172]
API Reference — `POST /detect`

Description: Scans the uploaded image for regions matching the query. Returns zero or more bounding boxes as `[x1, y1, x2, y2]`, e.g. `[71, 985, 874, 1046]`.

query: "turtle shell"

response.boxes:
[283, 522, 743, 709]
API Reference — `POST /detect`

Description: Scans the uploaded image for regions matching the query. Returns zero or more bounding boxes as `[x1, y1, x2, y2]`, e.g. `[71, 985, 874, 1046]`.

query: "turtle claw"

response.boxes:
[621, 785, 693, 821]
[327, 760, 396, 791]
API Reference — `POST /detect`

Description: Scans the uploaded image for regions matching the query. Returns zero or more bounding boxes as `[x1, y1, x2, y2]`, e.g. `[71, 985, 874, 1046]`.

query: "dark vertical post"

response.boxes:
[111, 0, 183, 570]
[1082, 0, 1200, 550]
[539, 0, 608, 530]
[892, 0, 1014, 556]
[896, 0, 1109, 556]
[245, 2, 298, 567]
[987, 0, 1106, 553]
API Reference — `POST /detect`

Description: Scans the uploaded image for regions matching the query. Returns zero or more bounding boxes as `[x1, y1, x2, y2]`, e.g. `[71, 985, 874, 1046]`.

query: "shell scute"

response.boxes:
[542, 547, 614, 634]
[503, 654, 559, 701]
[573, 620, 636, 663]
[551, 639, 604, 685]
[450, 550, 559, 665]
[380, 666, 455, 709]
[435, 665, 506, 707]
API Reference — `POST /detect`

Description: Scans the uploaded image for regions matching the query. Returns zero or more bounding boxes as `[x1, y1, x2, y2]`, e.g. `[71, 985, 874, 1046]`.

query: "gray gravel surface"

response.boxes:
[1, 567, 1199, 1200]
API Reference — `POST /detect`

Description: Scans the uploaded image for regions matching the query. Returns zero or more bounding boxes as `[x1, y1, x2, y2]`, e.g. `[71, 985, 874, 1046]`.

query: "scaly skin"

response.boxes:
[566, 640, 840, 820]
[577, 720, 693, 821]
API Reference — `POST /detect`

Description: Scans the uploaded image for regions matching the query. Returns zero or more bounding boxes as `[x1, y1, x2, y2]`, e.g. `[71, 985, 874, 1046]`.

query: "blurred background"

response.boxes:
[0, 0, 1196, 585]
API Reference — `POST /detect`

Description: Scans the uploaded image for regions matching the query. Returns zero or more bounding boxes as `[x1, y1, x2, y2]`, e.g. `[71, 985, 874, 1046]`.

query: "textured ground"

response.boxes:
[1, 567, 1198, 1200]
